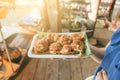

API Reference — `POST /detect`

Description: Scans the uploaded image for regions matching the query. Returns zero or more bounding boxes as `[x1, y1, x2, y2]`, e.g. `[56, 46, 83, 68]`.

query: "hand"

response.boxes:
[95, 70, 108, 80]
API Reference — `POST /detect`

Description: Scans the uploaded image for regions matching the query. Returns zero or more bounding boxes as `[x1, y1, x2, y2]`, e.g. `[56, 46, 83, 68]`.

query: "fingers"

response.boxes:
[95, 70, 108, 80]
[95, 71, 103, 80]
[102, 70, 108, 80]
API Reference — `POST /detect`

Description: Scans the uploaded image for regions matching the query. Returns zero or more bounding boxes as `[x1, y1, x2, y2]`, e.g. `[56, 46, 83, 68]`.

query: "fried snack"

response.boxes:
[45, 33, 59, 43]
[71, 33, 84, 44]
[58, 35, 72, 45]
[34, 38, 49, 53]
[71, 33, 84, 40]
[2, 48, 22, 63]
[71, 33, 86, 54]
[60, 45, 74, 55]
[49, 42, 62, 54]
[71, 42, 85, 52]
[33, 33, 86, 55]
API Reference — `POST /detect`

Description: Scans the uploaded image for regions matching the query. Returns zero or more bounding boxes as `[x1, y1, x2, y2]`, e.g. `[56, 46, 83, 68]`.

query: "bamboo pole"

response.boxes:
[0, 22, 14, 72]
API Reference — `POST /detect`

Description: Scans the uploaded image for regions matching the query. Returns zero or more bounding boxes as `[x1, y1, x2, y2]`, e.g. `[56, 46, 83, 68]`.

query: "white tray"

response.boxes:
[27, 32, 91, 58]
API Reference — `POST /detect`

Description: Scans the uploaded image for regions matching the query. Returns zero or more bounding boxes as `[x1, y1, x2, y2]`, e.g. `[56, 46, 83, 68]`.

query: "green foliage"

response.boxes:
[69, 17, 82, 29]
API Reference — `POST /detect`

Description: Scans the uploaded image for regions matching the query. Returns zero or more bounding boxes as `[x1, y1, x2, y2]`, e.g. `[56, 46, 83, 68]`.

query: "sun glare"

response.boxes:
[15, 0, 40, 6]
[37, 0, 44, 7]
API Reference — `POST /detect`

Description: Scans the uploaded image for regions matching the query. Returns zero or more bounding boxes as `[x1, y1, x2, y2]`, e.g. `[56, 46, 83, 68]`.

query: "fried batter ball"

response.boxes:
[71, 33, 84, 40]
[60, 45, 74, 55]
[71, 33, 84, 44]
[49, 42, 62, 54]
[58, 35, 72, 45]
[45, 33, 59, 43]
[71, 42, 85, 52]
[34, 38, 49, 53]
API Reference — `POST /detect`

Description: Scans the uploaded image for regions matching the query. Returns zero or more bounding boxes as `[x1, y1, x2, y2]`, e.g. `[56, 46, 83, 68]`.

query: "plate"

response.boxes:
[27, 32, 91, 58]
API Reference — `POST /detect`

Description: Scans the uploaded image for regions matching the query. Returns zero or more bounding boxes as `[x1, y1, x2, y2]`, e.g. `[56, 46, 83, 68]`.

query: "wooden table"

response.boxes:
[9, 57, 98, 80]
[7, 33, 99, 80]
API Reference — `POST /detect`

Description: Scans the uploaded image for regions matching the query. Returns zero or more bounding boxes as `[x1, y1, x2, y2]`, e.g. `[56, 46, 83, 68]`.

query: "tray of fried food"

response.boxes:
[28, 32, 91, 58]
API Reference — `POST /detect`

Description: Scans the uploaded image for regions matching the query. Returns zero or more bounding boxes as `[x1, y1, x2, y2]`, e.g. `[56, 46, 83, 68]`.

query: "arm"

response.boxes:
[90, 45, 105, 64]
[90, 42, 110, 64]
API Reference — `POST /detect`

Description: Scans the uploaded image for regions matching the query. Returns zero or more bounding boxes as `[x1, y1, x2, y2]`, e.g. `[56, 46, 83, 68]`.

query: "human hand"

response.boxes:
[95, 70, 108, 80]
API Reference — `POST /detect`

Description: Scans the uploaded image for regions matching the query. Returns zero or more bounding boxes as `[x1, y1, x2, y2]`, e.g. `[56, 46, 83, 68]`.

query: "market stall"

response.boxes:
[0, 0, 117, 80]
[0, 0, 33, 79]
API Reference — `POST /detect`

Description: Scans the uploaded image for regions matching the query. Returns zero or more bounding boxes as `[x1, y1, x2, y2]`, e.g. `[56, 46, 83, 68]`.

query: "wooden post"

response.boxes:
[57, 0, 62, 32]
[87, 0, 100, 37]
[46, 0, 60, 32]
[88, 0, 100, 22]
[39, 0, 49, 32]
[108, 0, 116, 21]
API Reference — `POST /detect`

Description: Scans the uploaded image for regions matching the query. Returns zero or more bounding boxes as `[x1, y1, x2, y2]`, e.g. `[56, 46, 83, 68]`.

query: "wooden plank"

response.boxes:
[80, 57, 99, 80]
[20, 59, 38, 80]
[5, 33, 17, 44]
[9, 33, 33, 49]
[19, 34, 33, 49]
[59, 59, 71, 80]
[93, 28, 113, 46]
[15, 71, 23, 80]
[19, 39, 27, 49]
[45, 59, 59, 80]
[9, 33, 22, 48]
[14, 57, 32, 80]
[33, 59, 48, 80]
[70, 58, 83, 80]
[94, 28, 112, 40]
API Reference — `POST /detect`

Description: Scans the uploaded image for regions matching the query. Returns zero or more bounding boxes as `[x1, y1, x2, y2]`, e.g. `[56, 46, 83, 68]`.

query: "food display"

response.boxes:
[28, 32, 91, 58]
[60, 45, 74, 55]
[2, 48, 22, 63]
[49, 42, 62, 54]
[34, 38, 49, 53]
